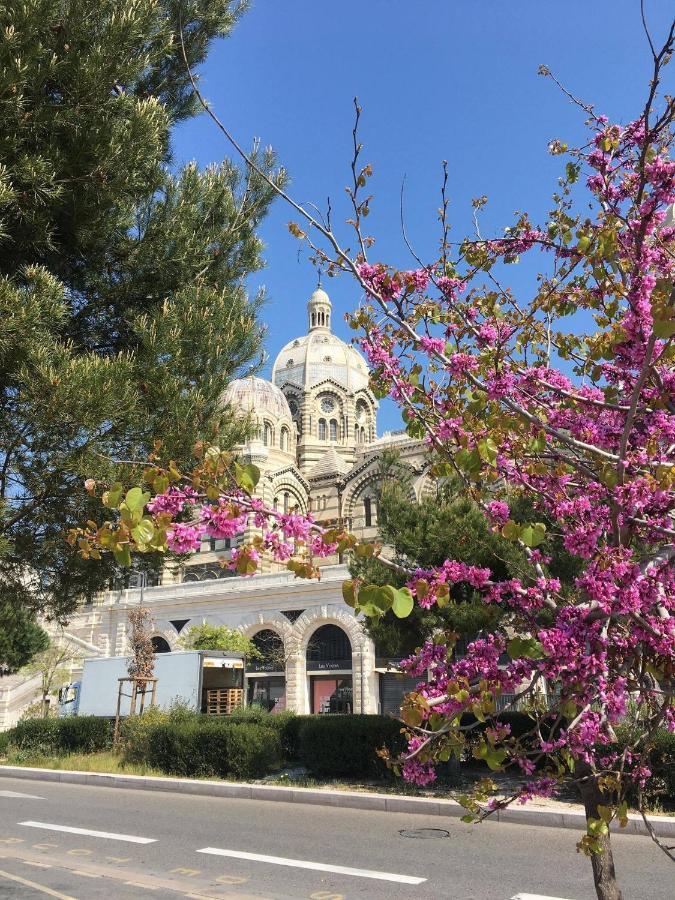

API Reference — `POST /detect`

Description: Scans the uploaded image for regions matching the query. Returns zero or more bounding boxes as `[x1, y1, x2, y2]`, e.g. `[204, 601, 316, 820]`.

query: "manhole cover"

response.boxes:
[399, 828, 450, 840]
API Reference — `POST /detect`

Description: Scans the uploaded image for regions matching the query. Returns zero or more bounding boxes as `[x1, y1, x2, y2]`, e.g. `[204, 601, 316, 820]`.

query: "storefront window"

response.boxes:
[311, 675, 353, 714]
[247, 676, 286, 712]
[307, 625, 353, 714]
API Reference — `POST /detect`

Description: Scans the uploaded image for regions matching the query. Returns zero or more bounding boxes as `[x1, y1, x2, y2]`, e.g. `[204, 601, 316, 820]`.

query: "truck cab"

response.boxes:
[58, 682, 81, 717]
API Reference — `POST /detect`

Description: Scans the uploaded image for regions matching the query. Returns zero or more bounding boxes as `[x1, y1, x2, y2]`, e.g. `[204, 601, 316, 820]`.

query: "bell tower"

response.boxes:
[307, 287, 332, 332]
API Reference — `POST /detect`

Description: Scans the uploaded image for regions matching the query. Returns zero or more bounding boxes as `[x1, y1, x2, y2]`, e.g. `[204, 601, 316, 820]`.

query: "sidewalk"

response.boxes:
[2, 764, 674, 838]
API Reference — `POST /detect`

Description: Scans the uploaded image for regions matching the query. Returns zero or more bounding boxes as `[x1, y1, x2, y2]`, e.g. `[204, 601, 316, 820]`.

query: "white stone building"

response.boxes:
[20, 287, 432, 721]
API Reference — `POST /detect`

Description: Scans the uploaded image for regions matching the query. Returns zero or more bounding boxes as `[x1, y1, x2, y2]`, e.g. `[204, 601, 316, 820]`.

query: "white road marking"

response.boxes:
[196, 847, 426, 885]
[0, 790, 45, 800]
[510, 894, 577, 900]
[19, 820, 157, 844]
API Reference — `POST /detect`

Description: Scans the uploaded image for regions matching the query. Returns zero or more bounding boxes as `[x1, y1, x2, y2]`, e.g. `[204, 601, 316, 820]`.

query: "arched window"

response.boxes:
[307, 625, 352, 664]
[360, 427, 366, 444]
[322, 496, 327, 510]
[318, 419, 327, 440]
[283, 492, 290, 514]
[329, 419, 337, 441]
[252, 629, 284, 671]
[354, 424, 359, 443]
[312, 312, 316, 327]
[151, 636, 171, 654]
[364, 496, 374, 528]
[274, 496, 279, 510]
[263, 422, 273, 446]
[280, 427, 289, 452]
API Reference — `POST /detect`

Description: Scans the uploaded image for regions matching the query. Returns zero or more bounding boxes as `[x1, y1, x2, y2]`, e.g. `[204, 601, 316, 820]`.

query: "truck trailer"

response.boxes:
[58, 650, 245, 718]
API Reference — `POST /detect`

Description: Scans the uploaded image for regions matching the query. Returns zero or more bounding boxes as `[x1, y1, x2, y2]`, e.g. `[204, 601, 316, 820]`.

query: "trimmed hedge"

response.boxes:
[144, 720, 282, 779]
[7, 717, 113, 754]
[295, 714, 405, 778]
[614, 726, 675, 808]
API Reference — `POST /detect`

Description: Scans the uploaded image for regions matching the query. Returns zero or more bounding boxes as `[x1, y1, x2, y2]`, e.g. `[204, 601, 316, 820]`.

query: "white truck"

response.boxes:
[58, 650, 246, 718]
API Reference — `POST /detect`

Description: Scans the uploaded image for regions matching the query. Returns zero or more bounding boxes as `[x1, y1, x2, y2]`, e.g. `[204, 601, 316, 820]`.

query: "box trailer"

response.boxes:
[58, 650, 245, 718]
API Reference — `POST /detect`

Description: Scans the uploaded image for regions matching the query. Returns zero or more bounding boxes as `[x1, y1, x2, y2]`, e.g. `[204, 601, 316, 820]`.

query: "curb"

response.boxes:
[2, 765, 674, 838]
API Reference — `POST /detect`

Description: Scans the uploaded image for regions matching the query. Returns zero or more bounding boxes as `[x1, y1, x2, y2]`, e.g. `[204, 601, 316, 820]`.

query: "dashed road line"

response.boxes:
[0, 866, 76, 899]
[510, 895, 577, 900]
[196, 846, 426, 885]
[19, 820, 157, 843]
[0, 790, 46, 800]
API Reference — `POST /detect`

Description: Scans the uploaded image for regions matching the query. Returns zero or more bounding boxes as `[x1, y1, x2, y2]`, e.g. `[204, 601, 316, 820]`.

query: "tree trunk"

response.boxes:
[579, 778, 623, 900]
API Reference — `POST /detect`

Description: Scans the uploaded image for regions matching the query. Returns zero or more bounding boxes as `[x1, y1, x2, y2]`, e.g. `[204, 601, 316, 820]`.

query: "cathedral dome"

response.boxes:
[272, 288, 370, 393]
[223, 376, 293, 422]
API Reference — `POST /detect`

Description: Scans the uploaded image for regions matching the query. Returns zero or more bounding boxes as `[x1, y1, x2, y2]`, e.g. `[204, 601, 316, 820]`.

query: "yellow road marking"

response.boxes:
[310, 893, 345, 900]
[0, 837, 24, 844]
[67, 848, 92, 856]
[106, 855, 131, 863]
[0, 866, 76, 900]
[216, 873, 249, 884]
[33, 843, 59, 850]
[72, 869, 100, 877]
[22, 860, 52, 869]
[170, 867, 201, 877]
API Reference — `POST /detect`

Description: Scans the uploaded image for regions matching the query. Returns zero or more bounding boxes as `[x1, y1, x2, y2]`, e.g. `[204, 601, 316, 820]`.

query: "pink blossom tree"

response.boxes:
[75, 15, 675, 900]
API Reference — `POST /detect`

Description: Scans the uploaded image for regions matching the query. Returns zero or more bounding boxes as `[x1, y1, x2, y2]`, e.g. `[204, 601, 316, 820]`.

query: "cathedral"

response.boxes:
[1, 288, 432, 727]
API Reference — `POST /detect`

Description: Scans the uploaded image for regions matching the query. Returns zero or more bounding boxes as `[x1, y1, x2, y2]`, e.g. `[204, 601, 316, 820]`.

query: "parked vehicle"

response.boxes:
[58, 650, 245, 717]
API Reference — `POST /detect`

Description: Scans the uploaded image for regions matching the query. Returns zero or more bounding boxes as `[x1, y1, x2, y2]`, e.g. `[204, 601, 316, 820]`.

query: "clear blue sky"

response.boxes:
[172, 0, 674, 431]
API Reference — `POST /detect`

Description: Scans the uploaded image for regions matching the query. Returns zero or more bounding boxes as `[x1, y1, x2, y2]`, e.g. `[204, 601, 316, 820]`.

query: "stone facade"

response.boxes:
[30, 286, 431, 720]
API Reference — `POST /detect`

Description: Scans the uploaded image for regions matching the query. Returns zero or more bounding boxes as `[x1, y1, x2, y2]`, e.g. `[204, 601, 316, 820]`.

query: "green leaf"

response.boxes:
[234, 462, 260, 494]
[342, 580, 357, 609]
[390, 586, 414, 619]
[587, 817, 609, 838]
[123, 487, 150, 518]
[485, 746, 508, 771]
[653, 318, 675, 339]
[102, 482, 124, 509]
[597, 805, 613, 825]
[131, 518, 155, 547]
[477, 437, 498, 466]
[507, 636, 546, 660]
[519, 522, 546, 547]
[357, 584, 393, 618]
[113, 544, 132, 567]
[501, 519, 521, 541]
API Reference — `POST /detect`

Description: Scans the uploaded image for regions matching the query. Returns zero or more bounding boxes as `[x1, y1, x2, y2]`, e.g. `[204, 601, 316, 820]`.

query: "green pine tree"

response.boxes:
[0, 0, 286, 669]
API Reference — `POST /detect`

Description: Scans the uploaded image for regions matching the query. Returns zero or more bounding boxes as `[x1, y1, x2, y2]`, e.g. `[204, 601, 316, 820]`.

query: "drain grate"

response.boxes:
[399, 828, 450, 840]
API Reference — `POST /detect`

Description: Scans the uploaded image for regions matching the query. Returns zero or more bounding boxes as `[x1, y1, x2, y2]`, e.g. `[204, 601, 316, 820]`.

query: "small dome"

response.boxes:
[223, 376, 292, 422]
[309, 287, 330, 305]
[272, 287, 370, 393]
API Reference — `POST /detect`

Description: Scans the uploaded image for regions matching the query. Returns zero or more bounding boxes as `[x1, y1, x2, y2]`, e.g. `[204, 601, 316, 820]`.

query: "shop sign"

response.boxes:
[311, 659, 351, 671]
[248, 660, 282, 673]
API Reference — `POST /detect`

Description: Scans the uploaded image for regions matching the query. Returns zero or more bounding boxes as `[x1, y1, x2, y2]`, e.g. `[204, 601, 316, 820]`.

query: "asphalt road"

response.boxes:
[0, 776, 672, 900]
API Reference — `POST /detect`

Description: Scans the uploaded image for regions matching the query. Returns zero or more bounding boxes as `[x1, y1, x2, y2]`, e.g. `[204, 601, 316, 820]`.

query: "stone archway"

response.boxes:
[238, 613, 296, 712]
[291, 605, 377, 714]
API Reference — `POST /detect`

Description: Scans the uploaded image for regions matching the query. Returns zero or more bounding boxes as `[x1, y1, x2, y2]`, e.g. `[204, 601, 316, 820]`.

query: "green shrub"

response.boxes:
[0, 730, 10, 754]
[296, 715, 405, 778]
[120, 707, 170, 763]
[8, 717, 112, 754]
[614, 726, 675, 809]
[145, 721, 281, 779]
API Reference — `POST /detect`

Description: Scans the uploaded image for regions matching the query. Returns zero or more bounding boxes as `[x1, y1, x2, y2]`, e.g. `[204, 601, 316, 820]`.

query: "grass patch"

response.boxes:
[2, 750, 164, 777]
